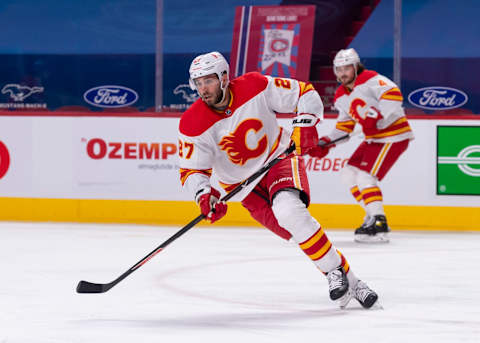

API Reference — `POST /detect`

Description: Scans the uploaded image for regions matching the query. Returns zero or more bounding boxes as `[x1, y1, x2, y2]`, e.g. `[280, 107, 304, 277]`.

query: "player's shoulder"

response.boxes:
[362, 70, 397, 89]
[355, 69, 379, 87]
[334, 85, 348, 103]
[228, 72, 270, 108]
[179, 99, 224, 137]
[231, 72, 269, 92]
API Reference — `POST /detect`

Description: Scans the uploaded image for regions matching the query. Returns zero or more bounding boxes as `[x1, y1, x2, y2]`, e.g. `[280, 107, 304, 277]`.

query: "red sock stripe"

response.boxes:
[302, 231, 328, 256]
[363, 192, 382, 204]
[299, 227, 333, 261]
[350, 186, 362, 202]
[305, 236, 332, 261]
[337, 250, 350, 273]
[361, 187, 382, 204]
[299, 227, 322, 246]
[363, 190, 382, 199]
[361, 186, 381, 195]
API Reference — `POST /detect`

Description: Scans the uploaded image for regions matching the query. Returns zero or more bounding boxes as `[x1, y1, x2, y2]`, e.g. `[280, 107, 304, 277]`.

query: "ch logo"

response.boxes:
[219, 119, 268, 165]
[438, 145, 480, 177]
[0, 141, 10, 179]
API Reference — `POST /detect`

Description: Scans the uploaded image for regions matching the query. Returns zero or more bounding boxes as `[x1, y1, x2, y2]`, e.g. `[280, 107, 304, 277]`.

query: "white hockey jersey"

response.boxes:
[329, 70, 414, 143]
[178, 72, 324, 201]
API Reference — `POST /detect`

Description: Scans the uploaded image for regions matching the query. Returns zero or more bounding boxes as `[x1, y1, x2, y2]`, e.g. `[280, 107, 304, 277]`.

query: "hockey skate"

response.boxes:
[352, 280, 379, 309]
[354, 214, 390, 243]
[326, 266, 352, 308]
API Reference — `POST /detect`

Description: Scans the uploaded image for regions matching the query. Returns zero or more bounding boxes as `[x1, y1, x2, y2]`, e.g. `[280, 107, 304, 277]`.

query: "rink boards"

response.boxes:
[0, 112, 478, 231]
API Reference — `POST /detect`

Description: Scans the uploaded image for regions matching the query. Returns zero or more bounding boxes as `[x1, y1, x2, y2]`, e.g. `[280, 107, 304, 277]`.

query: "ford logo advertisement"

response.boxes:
[83, 85, 138, 108]
[408, 86, 468, 110]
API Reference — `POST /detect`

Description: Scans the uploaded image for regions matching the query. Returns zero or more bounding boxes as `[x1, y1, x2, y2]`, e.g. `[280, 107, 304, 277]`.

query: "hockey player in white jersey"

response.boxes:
[308, 48, 414, 243]
[178, 51, 378, 309]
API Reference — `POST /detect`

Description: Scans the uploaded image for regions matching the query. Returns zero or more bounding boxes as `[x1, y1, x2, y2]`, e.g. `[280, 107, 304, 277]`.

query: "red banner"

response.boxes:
[230, 5, 316, 81]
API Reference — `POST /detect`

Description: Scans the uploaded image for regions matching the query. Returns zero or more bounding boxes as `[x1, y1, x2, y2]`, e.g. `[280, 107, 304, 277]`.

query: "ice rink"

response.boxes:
[1, 221, 479, 343]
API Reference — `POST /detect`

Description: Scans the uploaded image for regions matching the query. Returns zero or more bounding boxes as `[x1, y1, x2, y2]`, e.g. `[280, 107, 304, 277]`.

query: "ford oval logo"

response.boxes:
[408, 86, 468, 110]
[83, 85, 138, 108]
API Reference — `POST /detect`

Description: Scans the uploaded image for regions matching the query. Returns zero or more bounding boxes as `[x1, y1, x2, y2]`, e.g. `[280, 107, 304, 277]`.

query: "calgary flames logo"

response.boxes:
[219, 119, 268, 165]
[349, 98, 367, 121]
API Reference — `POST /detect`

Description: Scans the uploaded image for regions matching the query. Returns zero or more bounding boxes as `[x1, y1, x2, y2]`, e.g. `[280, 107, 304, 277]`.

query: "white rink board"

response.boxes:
[0, 115, 478, 206]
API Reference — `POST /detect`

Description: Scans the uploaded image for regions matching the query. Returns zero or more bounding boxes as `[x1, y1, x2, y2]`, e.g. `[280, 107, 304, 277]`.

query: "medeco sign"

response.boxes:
[83, 85, 138, 108]
[0, 141, 10, 179]
[408, 86, 468, 110]
[85, 138, 177, 160]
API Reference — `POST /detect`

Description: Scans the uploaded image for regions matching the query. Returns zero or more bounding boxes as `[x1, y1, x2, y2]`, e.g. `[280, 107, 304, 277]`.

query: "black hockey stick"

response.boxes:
[76, 144, 296, 294]
[318, 134, 350, 146]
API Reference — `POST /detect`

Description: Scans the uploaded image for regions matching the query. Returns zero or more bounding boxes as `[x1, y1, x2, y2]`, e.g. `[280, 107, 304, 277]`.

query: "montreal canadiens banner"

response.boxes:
[230, 5, 315, 81]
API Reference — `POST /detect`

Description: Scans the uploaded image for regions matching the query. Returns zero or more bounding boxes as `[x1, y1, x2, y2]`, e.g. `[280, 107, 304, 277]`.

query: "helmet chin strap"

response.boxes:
[214, 79, 229, 105]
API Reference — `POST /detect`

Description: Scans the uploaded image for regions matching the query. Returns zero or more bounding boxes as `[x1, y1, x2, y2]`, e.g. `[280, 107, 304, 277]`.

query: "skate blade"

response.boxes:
[338, 289, 353, 309]
[354, 233, 390, 244]
[368, 300, 384, 310]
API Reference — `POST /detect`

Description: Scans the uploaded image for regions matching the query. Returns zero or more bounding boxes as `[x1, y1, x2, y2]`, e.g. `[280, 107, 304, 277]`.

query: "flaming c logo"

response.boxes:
[349, 98, 367, 120]
[219, 119, 268, 165]
[0, 141, 10, 179]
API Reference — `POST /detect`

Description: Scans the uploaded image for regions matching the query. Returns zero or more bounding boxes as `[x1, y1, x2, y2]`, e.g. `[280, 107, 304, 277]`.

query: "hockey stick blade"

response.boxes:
[76, 280, 110, 293]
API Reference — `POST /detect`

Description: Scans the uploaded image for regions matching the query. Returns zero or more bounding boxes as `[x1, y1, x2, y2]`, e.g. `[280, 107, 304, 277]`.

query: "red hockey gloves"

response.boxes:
[291, 113, 319, 155]
[308, 136, 334, 159]
[196, 187, 227, 224]
[363, 107, 383, 134]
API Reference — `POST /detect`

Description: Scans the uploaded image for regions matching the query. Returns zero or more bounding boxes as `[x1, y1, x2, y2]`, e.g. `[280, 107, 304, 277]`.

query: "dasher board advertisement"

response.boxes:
[0, 115, 479, 206]
[437, 126, 480, 196]
[230, 5, 315, 81]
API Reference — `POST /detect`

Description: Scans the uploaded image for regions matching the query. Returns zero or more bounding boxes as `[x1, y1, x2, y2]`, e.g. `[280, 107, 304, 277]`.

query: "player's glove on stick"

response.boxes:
[363, 106, 383, 135]
[291, 113, 319, 155]
[308, 136, 334, 159]
[196, 187, 227, 224]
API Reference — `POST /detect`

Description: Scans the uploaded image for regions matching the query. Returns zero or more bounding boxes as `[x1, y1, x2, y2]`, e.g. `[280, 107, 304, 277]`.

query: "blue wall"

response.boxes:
[349, 0, 480, 113]
[0, 0, 280, 110]
[353, 0, 480, 58]
[0, 0, 156, 54]
[0, 0, 478, 112]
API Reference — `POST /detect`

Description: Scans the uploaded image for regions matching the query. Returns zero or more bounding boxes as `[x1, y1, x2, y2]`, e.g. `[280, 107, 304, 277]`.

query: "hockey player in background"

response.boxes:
[178, 51, 378, 309]
[308, 48, 413, 243]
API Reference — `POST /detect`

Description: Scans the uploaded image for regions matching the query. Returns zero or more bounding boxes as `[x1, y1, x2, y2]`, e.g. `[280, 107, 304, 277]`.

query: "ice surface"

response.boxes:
[1, 222, 479, 342]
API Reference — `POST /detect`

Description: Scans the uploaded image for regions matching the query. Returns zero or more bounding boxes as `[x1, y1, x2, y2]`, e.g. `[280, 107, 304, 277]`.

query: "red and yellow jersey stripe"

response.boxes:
[336, 119, 356, 133]
[265, 128, 283, 162]
[365, 117, 412, 139]
[298, 81, 315, 97]
[380, 87, 403, 101]
[218, 180, 241, 193]
[179, 168, 212, 186]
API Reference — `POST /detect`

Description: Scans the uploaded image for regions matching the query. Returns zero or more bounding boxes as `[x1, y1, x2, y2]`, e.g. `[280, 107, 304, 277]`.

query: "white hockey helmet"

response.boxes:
[333, 48, 361, 77]
[189, 52, 229, 103]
